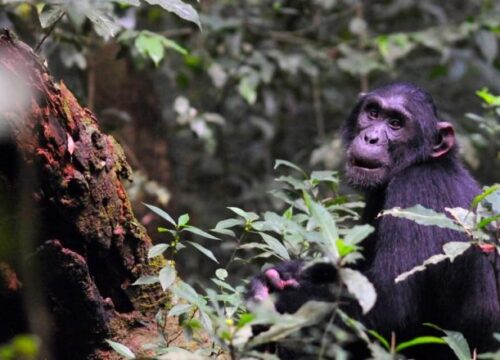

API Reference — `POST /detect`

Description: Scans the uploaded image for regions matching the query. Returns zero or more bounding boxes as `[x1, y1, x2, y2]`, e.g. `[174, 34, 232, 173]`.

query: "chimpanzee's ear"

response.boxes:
[431, 122, 455, 158]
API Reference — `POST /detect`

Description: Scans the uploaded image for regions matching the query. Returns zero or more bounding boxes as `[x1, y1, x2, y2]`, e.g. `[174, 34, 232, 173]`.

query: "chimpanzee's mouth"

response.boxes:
[351, 157, 384, 170]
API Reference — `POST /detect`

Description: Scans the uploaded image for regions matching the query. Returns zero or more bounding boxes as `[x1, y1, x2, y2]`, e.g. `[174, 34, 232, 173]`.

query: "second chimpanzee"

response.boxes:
[248, 82, 500, 356]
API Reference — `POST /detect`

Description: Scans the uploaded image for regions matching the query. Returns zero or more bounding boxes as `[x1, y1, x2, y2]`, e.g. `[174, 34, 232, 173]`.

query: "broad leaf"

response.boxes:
[132, 275, 159, 286]
[309, 200, 340, 261]
[380, 205, 464, 232]
[340, 268, 376, 314]
[144, 0, 201, 29]
[135, 32, 165, 65]
[144, 203, 176, 226]
[425, 324, 472, 360]
[227, 207, 259, 222]
[187, 241, 219, 263]
[259, 232, 290, 260]
[168, 303, 193, 317]
[105, 340, 136, 359]
[148, 243, 169, 258]
[159, 266, 176, 291]
[184, 225, 220, 240]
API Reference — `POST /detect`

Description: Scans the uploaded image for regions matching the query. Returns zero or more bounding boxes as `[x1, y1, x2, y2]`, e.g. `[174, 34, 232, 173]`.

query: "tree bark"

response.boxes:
[0, 30, 152, 359]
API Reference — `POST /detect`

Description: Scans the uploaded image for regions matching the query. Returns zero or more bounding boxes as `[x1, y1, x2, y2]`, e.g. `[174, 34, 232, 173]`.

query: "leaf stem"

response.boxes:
[35, 11, 66, 53]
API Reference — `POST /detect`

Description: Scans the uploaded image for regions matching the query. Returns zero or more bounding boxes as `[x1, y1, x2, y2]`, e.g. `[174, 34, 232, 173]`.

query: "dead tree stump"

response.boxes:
[0, 30, 152, 359]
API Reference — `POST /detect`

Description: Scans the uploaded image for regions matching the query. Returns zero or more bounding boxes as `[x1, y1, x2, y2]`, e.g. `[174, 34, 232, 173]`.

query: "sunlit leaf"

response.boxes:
[227, 207, 259, 222]
[424, 324, 471, 360]
[340, 268, 376, 314]
[144, 203, 176, 226]
[159, 266, 176, 291]
[105, 340, 136, 359]
[380, 205, 464, 232]
[135, 32, 165, 65]
[309, 200, 340, 261]
[144, 0, 201, 29]
[184, 225, 220, 240]
[168, 303, 193, 317]
[259, 232, 290, 260]
[187, 241, 219, 263]
[132, 275, 159, 285]
[148, 243, 169, 258]
[396, 336, 446, 352]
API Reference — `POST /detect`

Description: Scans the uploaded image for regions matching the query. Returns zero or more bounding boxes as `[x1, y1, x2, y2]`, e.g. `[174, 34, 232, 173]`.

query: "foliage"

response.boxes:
[379, 183, 500, 283]
[0, 335, 39, 360]
[121, 161, 485, 359]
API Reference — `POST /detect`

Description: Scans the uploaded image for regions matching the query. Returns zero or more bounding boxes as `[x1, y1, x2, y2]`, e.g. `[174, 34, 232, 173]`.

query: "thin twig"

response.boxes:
[35, 11, 66, 53]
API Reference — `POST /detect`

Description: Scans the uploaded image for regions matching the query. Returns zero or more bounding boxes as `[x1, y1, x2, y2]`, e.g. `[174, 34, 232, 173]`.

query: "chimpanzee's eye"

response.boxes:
[388, 118, 403, 130]
[367, 105, 379, 119]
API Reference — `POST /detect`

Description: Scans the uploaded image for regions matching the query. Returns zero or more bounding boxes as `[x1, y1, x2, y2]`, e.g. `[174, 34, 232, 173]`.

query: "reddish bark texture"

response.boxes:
[0, 30, 152, 358]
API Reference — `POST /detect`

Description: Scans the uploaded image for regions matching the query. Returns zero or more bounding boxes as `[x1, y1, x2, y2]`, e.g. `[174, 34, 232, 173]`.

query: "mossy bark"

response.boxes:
[0, 30, 152, 359]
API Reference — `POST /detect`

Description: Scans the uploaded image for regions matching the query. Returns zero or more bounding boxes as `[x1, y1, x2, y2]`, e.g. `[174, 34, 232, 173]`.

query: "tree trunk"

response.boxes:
[0, 30, 152, 359]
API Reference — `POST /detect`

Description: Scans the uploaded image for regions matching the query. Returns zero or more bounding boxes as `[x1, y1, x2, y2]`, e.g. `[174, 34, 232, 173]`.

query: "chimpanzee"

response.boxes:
[248, 82, 500, 357]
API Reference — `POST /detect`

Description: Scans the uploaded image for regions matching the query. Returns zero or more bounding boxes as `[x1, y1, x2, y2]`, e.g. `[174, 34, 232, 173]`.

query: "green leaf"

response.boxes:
[238, 75, 259, 105]
[161, 37, 188, 55]
[134, 32, 165, 66]
[187, 241, 219, 263]
[171, 281, 202, 306]
[274, 160, 307, 177]
[396, 336, 446, 352]
[310, 170, 339, 184]
[472, 185, 500, 207]
[259, 232, 290, 260]
[143, 203, 176, 226]
[238, 313, 256, 328]
[148, 243, 169, 258]
[39, 6, 65, 28]
[477, 214, 500, 229]
[211, 278, 235, 292]
[396, 241, 471, 283]
[442, 242, 472, 262]
[86, 8, 121, 39]
[476, 88, 500, 106]
[276, 175, 308, 190]
[184, 225, 220, 240]
[340, 268, 376, 314]
[159, 266, 176, 291]
[344, 224, 374, 245]
[424, 324, 471, 360]
[379, 205, 464, 232]
[177, 213, 190, 227]
[367, 330, 390, 350]
[168, 303, 193, 317]
[336, 239, 356, 257]
[105, 340, 136, 359]
[132, 275, 159, 286]
[395, 254, 448, 283]
[309, 200, 340, 261]
[212, 218, 244, 236]
[227, 207, 259, 222]
[249, 302, 334, 346]
[112, 0, 141, 5]
[144, 0, 201, 29]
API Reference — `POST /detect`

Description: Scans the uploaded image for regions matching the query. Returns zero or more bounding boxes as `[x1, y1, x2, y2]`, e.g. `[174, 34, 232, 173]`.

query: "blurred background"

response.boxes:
[1, 0, 499, 282]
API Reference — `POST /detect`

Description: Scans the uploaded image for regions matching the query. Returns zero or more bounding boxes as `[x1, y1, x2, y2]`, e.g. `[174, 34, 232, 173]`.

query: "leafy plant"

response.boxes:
[114, 160, 481, 359]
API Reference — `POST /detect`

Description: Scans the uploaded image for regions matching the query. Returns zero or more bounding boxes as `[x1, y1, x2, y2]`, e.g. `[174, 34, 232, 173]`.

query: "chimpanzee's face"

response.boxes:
[345, 94, 417, 189]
